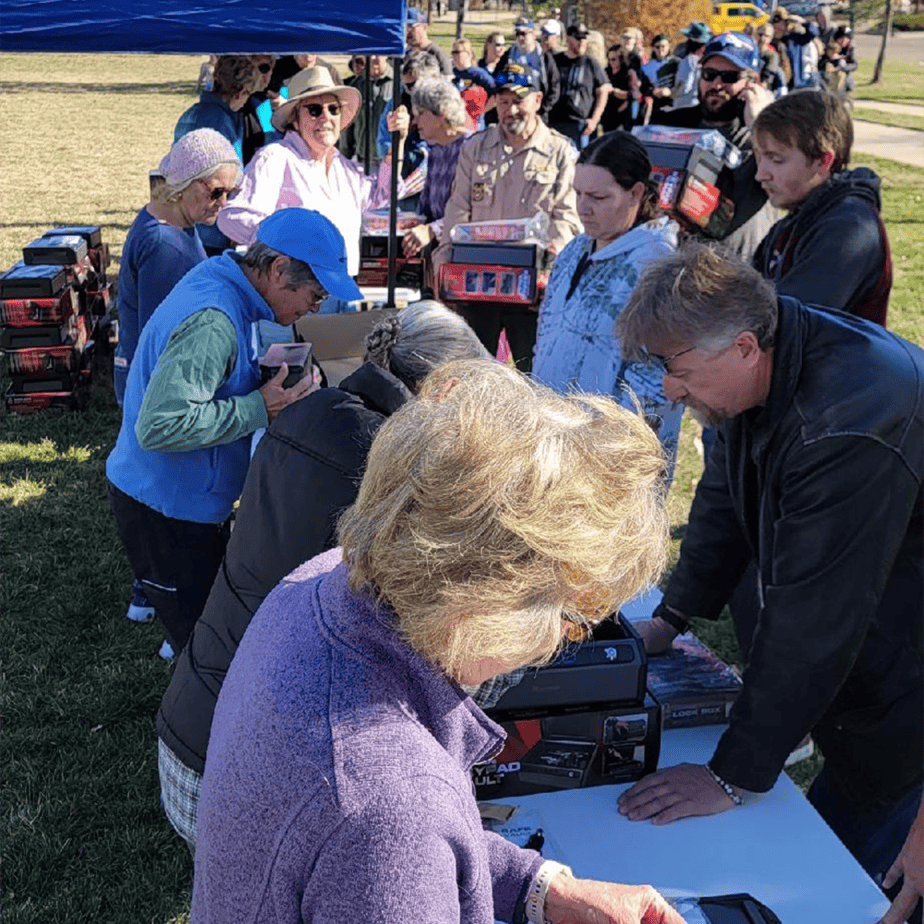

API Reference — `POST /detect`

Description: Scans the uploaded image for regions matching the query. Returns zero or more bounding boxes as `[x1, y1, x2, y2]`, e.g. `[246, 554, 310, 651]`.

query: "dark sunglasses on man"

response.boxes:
[700, 67, 743, 84]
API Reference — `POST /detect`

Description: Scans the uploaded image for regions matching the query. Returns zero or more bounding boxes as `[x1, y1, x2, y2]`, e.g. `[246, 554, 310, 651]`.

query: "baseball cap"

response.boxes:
[514, 17, 535, 32]
[494, 62, 542, 96]
[567, 23, 590, 39]
[256, 209, 362, 302]
[701, 31, 761, 73]
[541, 19, 561, 36]
[406, 7, 426, 24]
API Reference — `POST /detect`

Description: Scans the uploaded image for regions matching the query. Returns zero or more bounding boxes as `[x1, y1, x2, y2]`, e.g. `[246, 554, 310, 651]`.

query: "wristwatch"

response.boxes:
[652, 600, 689, 634]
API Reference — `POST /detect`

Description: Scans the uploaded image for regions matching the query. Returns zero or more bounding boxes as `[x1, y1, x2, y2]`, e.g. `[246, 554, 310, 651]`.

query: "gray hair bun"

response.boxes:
[365, 315, 403, 369]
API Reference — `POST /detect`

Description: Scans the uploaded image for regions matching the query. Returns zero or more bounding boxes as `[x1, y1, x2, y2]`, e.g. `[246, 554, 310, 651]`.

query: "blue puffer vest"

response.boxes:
[106, 253, 272, 524]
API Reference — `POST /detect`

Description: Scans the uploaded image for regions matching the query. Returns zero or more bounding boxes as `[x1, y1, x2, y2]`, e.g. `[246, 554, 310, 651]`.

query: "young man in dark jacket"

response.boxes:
[616, 244, 923, 916]
[752, 89, 891, 325]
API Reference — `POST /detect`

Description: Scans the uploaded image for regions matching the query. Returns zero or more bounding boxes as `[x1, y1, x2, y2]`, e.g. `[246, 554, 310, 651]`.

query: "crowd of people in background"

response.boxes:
[104, 8, 923, 924]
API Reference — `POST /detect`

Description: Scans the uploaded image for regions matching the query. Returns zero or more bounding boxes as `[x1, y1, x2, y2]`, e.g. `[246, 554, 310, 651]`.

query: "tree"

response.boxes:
[871, 0, 894, 83]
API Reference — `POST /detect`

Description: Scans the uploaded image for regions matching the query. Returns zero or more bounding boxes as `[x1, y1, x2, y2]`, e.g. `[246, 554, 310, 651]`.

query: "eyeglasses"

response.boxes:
[256, 62, 272, 74]
[198, 180, 240, 202]
[700, 67, 743, 84]
[639, 344, 696, 374]
[301, 102, 342, 118]
[451, 48, 465, 55]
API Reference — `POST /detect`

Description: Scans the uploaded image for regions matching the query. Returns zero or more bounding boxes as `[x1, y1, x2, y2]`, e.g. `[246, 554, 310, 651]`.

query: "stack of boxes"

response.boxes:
[472, 614, 661, 798]
[1, 225, 111, 414]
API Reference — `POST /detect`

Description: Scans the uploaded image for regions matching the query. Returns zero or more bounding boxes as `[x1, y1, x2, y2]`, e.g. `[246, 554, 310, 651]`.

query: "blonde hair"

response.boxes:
[338, 359, 669, 681]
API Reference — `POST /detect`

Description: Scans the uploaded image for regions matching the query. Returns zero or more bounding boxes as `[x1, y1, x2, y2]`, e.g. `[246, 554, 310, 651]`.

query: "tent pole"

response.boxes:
[363, 57, 372, 175]
[386, 54, 401, 310]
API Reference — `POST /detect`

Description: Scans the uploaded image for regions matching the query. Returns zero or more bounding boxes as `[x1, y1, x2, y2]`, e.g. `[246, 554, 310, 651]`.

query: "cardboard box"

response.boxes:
[473, 696, 661, 798]
[646, 633, 742, 729]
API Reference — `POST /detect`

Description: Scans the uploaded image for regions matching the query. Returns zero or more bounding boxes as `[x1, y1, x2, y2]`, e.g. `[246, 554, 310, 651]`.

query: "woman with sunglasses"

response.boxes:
[191, 357, 683, 924]
[114, 128, 242, 410]
[174, 55, 259, 255]
[218, 66, 410, 301]
[532, 131, 683, 477]
[478, 31, 508, 73]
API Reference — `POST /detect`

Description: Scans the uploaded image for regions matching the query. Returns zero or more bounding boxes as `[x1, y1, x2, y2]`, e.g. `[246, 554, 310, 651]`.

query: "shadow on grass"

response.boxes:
[0, 80, 195, 95]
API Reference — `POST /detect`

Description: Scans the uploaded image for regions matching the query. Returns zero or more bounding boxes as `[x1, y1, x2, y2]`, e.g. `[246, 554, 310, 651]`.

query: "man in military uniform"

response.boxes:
[434, 64, 580, 369]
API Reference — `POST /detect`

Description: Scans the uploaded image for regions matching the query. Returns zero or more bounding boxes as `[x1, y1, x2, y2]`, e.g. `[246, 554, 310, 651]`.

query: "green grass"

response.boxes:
[853, 54, 924, 104]
[853, 106, 924, 131]
[1, 51, 923, 924]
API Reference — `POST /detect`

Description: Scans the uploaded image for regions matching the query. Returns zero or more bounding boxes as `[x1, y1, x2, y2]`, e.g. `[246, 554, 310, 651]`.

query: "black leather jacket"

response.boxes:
[665, 298, 924, 802]
[157, 364, 412, 773]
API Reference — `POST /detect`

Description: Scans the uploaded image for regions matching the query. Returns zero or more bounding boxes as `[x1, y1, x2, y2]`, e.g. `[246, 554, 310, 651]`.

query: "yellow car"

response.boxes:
[711, 2, 770, 35]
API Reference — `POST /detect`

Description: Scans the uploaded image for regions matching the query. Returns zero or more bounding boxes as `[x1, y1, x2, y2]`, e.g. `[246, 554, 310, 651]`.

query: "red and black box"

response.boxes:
[473, 695, 661, 798]
[0, 288, 80, 327]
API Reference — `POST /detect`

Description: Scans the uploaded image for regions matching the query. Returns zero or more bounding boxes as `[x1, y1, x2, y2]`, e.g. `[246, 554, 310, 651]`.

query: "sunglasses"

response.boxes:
[301, 102, 341, 118]
[515, 30, 529, 36]
[256, 62, 272, 73]
[198, 180, 239, 202]
[771, 14, 785, 22]
[638, 345, 696, 374]
[494, 41, 507, 47]
[701, 67, 743, 84]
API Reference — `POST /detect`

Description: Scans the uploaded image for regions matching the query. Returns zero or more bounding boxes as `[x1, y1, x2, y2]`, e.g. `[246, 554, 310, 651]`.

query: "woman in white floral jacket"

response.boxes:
[532, 130, 682, 474]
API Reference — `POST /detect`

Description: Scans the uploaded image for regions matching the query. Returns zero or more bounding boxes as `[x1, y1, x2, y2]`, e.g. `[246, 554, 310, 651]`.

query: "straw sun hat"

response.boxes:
[271, 66, 361, 132]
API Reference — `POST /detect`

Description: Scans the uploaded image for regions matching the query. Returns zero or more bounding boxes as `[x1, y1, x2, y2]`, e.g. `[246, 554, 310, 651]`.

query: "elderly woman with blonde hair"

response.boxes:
[191, 358, 683, 924]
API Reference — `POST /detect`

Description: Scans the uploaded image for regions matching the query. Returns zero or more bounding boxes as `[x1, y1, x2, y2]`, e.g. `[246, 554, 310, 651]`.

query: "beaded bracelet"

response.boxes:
[525, 860, 573, 924]
[706, 765, 743, 806]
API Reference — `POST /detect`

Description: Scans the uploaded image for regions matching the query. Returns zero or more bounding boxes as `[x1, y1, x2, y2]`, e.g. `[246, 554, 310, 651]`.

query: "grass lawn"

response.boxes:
[853, 106, 924, 131]
[1, 51, 922, 924]
[853, 53, 924, 104]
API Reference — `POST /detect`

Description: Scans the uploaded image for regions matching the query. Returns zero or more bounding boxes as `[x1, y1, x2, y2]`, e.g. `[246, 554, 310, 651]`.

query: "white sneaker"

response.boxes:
[126, 581, 155, 623]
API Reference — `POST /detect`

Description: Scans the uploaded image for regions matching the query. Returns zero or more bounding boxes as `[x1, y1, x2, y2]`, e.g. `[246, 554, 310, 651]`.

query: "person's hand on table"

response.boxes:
[402, 222, 433, 256]
[545, 871, 685, 924]
[260, 363, 320, 421]
[876, 794, 924, 924]
[633, 618, 679, 655]
[618, 763, 741, 824]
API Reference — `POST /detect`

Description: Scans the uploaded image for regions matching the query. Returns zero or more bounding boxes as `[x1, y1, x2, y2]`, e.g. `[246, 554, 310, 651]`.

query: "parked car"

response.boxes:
[711, 2, 771, 34]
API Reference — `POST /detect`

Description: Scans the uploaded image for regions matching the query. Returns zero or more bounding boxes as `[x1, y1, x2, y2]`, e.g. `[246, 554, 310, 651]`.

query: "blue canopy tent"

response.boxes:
[1, 0, 409, 304]
[0, 1, 405, 55]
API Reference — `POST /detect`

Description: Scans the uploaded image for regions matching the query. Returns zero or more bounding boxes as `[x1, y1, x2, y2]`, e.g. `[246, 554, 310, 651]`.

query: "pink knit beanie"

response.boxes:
[158, 128, 241, 188]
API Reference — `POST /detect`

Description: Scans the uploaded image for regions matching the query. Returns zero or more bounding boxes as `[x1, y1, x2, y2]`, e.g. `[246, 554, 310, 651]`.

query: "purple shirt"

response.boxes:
[193, 550, 542, 923]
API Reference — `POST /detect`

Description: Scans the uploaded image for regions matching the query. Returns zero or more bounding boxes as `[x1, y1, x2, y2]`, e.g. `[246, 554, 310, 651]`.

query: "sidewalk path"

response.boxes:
[852, 118, 923, 169]
[853, 100, 924, 118]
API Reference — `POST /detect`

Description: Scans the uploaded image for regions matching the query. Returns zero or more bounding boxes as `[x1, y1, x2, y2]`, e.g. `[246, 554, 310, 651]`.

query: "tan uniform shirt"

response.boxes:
[434, 119, 582, 275]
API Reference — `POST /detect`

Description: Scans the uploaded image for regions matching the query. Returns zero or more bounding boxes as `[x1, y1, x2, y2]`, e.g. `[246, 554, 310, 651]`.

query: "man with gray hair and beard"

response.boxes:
[434, 62, 580, 370]
[614, 242, 923, 915]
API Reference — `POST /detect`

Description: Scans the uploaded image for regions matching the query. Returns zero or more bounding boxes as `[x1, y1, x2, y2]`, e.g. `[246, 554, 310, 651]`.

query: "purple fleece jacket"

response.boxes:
[192, 548, 543, 923]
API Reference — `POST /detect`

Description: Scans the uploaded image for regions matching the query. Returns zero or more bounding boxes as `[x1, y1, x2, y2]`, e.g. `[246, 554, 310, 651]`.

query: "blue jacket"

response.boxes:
[113, 207, 205, 406]
[106, 254, 272, 524]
